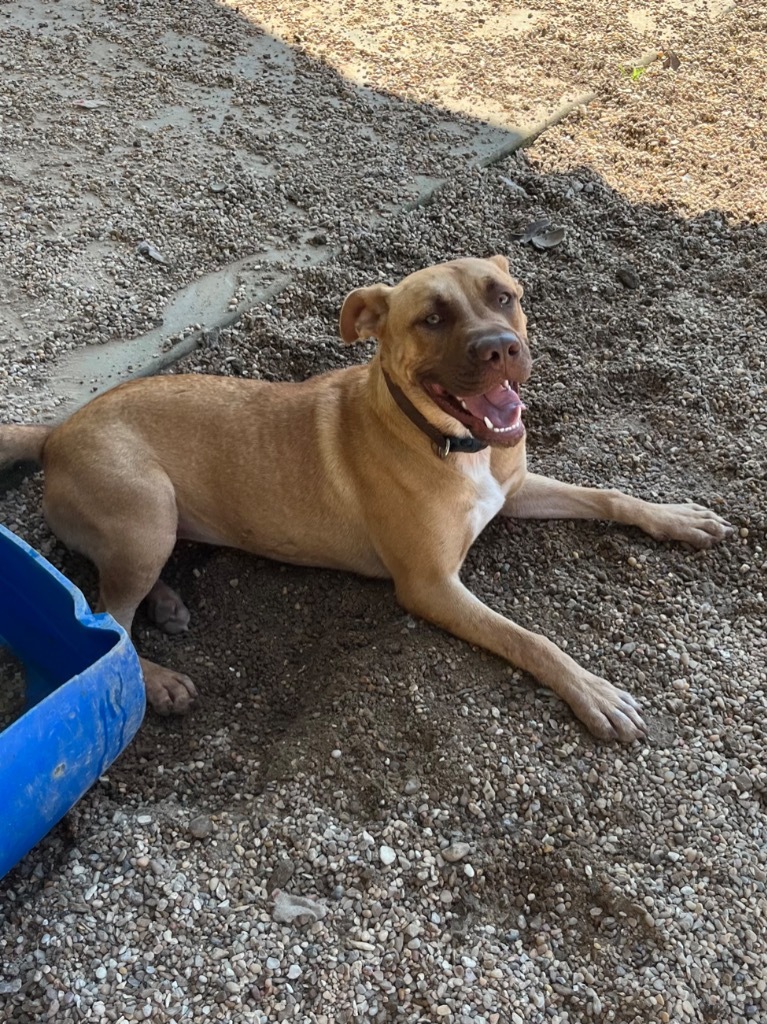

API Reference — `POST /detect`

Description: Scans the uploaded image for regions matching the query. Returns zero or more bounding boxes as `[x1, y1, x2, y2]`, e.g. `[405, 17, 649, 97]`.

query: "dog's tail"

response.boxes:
[0, 425, 51, 470]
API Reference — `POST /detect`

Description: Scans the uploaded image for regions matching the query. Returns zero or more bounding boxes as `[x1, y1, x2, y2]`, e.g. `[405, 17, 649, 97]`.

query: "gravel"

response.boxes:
[2, 1, 767, 1023]
[0, 648, 26, 730]
[0, 0, 509, 421]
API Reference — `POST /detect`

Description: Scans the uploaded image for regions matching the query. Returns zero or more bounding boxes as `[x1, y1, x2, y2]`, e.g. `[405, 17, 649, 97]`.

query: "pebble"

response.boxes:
[616, 265, 640, 289]
[188, 815, 213, 839]
[379, 846, 397, 866]
[442, 843, 471, 863]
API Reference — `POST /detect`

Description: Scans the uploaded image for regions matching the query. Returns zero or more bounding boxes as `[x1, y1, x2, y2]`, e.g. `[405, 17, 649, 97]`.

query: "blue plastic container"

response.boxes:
[0, 524, 145, 880]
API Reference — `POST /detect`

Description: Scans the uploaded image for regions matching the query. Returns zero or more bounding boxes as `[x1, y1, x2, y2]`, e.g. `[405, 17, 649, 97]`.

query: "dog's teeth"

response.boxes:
[503, 379, 511, 390]
[460, 400, 468, 410]
[484, 416, 494, 429]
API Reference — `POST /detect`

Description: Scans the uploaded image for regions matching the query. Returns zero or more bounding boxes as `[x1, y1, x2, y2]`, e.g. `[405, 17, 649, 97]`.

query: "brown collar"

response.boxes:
[382, 371, 488, 458]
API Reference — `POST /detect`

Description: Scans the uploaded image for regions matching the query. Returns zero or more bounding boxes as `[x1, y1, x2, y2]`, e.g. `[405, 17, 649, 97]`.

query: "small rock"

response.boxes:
[135, 240, 166, 265]
[734, 773, 753, 792]
[379, 845, 397, 866]
[287, 964, 301, 980]
[202, 326, 221, 348]
[270, 858, 295, 891]
[617, 265, 640, 289]
[189, 815, 213, 839]
[272, 890, 327, 924]
[403, 778, 421, 795]
[348, 940, 376, 952]
[442, 842, 471, 863]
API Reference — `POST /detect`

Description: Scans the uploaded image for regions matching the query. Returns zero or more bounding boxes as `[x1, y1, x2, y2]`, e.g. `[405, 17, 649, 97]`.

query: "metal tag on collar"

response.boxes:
[437, 437, 451, 459]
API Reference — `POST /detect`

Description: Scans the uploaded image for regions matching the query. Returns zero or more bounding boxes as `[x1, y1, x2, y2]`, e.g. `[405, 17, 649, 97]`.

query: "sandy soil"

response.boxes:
[1, 2, 766, 1023]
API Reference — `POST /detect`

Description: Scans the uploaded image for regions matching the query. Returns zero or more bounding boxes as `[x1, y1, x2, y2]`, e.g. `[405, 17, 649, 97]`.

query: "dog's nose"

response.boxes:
[471, 332, 522, 363]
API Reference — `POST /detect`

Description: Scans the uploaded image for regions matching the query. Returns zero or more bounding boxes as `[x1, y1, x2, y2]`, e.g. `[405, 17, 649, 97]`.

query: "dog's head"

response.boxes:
[340, 256, 532, 447]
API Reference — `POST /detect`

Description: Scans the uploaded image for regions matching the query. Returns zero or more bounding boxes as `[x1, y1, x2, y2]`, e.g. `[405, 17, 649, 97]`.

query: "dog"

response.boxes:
[0, 256, 732, 742]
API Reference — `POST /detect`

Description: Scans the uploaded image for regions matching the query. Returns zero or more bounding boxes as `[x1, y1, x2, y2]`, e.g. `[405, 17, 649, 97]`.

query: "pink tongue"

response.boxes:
[459, 384, 523, 428]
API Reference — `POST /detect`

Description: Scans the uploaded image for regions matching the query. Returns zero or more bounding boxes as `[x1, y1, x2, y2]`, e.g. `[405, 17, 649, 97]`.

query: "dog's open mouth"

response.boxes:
[423, 379, 526, 445]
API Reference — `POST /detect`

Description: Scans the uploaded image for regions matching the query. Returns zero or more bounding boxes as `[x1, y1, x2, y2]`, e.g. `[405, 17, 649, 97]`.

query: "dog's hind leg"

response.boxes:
[97, 552, 198, 715]
[145, 579, 191, 635]
[42, 461, 197, 714]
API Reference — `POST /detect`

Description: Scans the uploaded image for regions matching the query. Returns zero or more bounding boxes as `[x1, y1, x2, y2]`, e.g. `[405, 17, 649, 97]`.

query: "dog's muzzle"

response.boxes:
[469, 331, 523, 364]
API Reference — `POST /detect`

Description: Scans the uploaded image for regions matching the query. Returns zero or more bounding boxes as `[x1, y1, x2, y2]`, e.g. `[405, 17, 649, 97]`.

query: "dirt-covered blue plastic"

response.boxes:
[0, 524, 145, 880]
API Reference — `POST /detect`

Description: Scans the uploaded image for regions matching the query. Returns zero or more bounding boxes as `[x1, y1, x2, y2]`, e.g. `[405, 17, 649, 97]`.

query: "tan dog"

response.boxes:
[0, 256, 732, 742]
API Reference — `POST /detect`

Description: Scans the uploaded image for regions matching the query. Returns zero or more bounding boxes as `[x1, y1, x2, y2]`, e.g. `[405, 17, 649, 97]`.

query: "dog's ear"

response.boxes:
[339, 284, 392, 343]
[487, 254, 510, 274]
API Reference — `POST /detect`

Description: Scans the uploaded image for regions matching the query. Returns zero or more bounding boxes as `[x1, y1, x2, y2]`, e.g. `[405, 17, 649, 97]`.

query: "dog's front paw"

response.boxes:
[141, 660, 198, 715]
[643, 502, 733, 550]
[569, 674, 647, 743]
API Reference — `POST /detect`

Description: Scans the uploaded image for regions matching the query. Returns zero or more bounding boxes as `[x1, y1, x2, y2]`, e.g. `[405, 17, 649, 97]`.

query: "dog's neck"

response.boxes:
[381, 370, 488, 459]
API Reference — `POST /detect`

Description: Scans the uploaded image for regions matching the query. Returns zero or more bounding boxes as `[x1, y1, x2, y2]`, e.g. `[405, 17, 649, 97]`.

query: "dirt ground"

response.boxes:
[1, 2, 766, 1023]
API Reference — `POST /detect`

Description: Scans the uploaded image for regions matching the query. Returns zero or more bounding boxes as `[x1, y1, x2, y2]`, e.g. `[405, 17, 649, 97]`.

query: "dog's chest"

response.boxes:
[460, 458, 507, 540]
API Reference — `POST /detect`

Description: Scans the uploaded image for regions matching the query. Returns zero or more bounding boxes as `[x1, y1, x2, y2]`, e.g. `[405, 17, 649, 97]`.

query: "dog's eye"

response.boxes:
[498, 292, 513, 307]
[424, 313, 442, 326]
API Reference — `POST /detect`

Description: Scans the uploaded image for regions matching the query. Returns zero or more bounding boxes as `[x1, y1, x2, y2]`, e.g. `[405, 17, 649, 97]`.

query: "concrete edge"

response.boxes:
[404, 90, 598, 212]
